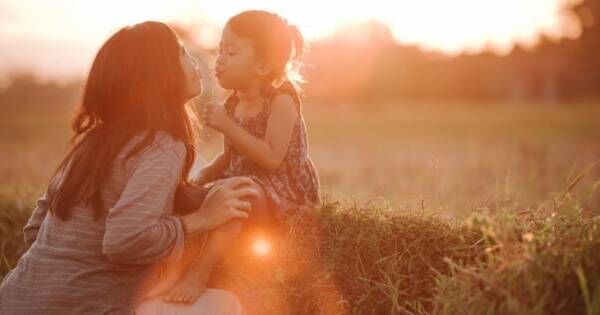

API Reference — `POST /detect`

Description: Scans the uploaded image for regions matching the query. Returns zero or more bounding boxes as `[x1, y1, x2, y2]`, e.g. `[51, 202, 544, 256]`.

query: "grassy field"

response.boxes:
[1, 101, 600, 314]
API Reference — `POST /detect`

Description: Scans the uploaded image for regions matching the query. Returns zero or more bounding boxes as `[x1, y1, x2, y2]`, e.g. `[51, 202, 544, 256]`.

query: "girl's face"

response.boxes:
[215, 25, 266, 90]
[180, 44, 203, 99]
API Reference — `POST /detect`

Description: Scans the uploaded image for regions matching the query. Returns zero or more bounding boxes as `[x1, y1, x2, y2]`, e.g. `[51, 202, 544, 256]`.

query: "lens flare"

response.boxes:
[252, 238, 271, 256]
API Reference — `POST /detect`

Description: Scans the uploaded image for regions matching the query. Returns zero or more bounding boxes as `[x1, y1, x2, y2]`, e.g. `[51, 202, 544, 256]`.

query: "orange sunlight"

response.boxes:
[0, 0, 581, 78]
[196, 0, 580, 54]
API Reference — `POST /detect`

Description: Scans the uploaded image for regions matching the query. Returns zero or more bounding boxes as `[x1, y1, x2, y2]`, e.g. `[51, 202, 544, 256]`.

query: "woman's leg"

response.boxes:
[136, 288, 245, 315]
[163, 181, 273, 304]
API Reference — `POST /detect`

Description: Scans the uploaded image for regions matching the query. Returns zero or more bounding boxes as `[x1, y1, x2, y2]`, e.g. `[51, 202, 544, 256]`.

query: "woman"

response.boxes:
[0, 21, 255, 314]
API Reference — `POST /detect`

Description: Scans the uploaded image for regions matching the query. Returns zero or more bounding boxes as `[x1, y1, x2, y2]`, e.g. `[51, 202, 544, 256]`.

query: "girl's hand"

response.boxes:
[203, 101, 232, 133]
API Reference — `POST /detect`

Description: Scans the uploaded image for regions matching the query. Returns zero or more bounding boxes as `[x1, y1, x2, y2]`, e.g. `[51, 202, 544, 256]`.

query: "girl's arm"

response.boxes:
[219, 94, 298, 171]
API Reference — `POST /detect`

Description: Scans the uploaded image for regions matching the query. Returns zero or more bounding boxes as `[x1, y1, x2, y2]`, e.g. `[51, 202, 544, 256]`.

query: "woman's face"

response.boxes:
[180, 44, 203, 99]
[215, 25, 263, 90]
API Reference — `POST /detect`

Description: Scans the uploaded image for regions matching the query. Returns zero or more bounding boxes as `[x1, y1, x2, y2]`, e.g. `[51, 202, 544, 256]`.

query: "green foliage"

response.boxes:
[432, 199, 600, 315]
[0, 194, 31, 276]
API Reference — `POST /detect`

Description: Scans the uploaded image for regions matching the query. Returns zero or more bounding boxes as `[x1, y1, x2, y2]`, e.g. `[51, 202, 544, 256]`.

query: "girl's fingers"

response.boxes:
[223, 177, 255, 189]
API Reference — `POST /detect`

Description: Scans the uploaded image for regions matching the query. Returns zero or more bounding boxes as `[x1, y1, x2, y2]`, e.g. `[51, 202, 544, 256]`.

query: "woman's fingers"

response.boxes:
[231, 199, 252, 212]
[227, 208, 250, 220]
[231, 187, 259, 200]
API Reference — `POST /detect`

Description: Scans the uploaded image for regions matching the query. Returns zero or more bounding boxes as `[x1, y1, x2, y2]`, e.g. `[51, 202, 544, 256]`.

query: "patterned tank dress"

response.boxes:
[219, 81, 321, 221]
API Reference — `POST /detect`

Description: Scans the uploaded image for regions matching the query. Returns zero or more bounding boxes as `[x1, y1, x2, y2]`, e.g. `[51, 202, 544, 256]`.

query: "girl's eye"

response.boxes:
[217, 44, 236, 57]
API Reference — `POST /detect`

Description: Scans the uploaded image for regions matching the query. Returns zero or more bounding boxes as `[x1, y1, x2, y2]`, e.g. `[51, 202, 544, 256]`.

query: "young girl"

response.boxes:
[163, 10, 321, 304]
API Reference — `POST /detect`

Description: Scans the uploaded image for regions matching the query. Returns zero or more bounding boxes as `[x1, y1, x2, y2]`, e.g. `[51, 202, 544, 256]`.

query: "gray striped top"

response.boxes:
[0, 132, 187, 314]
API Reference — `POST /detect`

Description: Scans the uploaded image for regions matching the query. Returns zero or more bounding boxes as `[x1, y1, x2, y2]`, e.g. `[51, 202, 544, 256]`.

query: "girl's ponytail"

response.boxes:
[286, 24, 306, 90]
[288, 24, 304, 63]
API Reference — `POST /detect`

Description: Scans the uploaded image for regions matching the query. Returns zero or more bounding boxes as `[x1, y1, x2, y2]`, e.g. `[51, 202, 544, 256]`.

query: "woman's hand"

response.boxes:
[180, 177, 258, 236]
[202, 101, 232, 133]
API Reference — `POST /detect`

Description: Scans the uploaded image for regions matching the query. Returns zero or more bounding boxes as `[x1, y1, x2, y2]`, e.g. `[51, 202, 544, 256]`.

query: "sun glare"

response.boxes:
[252, 239, 272, 256]
[193, 0, 577, 55]
[0, 0, 580, 78]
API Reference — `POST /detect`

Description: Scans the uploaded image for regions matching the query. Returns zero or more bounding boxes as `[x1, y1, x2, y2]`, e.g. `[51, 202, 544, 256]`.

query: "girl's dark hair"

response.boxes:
[227, 10, 306, 90]
[47, 21, 199, 221]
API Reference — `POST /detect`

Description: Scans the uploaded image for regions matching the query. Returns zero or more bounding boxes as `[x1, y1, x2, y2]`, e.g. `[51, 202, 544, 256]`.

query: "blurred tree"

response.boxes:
[0, 73, 81, 110]
[571, 0, 600, 98]
[3, 3, 599, 107]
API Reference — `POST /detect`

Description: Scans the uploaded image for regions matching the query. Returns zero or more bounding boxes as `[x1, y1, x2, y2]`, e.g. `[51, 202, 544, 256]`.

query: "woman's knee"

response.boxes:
[197, 289, 245, 315]
[134, 289, 245, 315]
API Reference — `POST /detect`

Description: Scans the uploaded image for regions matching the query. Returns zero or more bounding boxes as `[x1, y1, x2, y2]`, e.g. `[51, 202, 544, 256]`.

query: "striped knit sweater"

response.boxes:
[0, 131, 187, 314]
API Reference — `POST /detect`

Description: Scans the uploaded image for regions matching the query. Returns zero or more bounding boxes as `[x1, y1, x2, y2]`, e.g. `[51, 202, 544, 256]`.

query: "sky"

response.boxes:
[0, 0, 582, 80]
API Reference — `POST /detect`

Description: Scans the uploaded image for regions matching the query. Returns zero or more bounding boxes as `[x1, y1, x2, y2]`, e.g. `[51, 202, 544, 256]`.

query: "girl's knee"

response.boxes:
[214, 219, 243, 236]
[246, 182, 271, 219]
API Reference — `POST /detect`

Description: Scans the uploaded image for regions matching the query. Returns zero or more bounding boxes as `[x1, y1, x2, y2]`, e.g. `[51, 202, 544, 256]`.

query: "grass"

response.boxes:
[210, 199, 484, 314]
[431, 198, 600, 315]
[1, 101, 600, 314]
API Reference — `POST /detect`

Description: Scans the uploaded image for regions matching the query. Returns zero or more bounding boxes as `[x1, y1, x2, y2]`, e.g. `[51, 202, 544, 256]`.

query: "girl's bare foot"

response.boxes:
[162, 269, 211, 304]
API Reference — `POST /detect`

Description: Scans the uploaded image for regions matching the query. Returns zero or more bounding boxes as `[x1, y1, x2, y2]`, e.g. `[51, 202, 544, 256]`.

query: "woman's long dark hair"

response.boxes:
[47, 21, 199, 221]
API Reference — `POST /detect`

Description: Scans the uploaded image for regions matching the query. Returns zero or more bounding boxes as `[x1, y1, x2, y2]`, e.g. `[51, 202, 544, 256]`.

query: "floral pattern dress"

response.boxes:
[219, 81, 321, 221]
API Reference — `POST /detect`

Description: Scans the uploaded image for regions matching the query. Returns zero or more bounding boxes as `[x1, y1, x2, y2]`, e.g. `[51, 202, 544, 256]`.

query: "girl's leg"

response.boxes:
[163, 181, 272, 304]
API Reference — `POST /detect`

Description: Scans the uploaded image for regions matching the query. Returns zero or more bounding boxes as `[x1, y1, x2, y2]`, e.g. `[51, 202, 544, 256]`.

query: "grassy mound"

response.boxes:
[213, 199, 483, 314]
[1, 193, 598, 314]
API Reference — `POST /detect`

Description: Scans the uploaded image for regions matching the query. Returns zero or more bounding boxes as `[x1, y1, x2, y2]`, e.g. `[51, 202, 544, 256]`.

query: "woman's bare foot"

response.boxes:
[162, 268, 211, 304]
